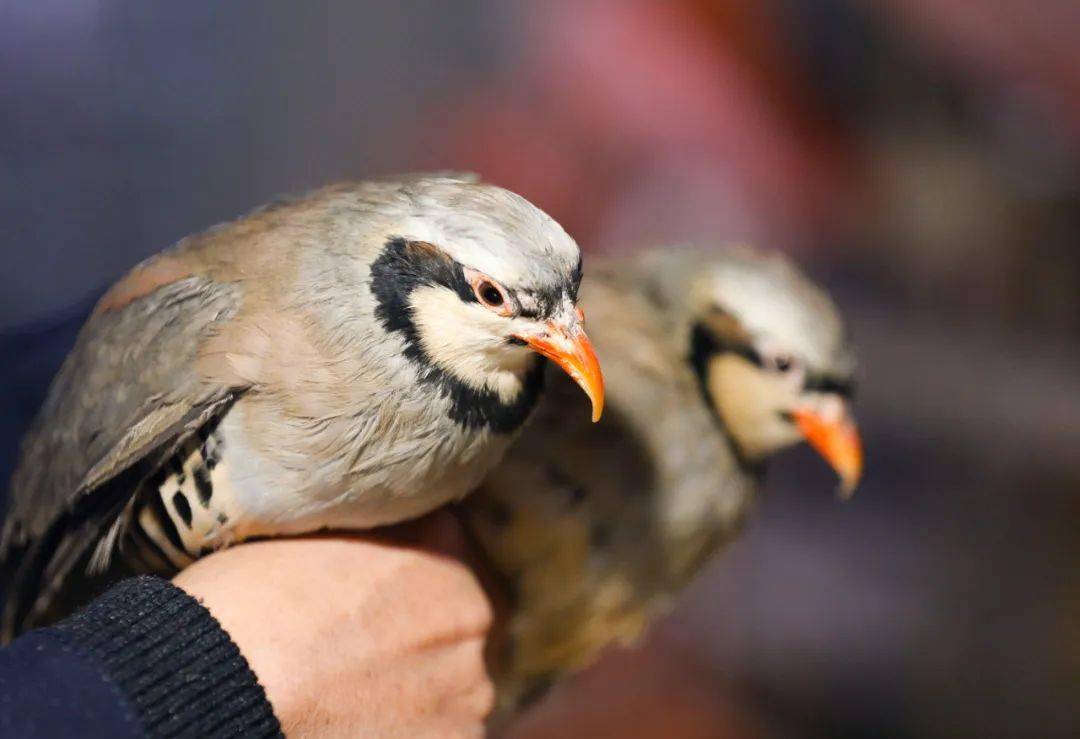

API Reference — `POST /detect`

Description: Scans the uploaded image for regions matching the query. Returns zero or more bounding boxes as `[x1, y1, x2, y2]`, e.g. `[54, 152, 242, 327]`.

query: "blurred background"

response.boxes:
[1, 1, 1077, 737]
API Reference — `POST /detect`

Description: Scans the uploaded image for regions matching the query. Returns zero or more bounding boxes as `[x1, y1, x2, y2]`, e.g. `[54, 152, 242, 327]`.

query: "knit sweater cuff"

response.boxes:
[51, 575, 282, 738]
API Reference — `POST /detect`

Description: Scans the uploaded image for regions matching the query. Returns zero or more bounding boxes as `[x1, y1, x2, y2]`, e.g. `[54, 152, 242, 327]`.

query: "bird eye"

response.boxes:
[767, 353, 802, 376]
[464, 268, 513, 316]
[477, 281, 504, 307]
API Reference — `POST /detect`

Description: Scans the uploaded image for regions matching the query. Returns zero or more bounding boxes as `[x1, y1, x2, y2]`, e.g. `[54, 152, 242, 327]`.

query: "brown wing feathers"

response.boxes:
[0, 269, 242, 639]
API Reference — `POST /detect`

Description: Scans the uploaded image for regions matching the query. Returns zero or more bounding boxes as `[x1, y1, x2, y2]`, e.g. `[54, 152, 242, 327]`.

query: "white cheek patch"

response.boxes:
[408, 285, 533, 401]
[712, 356, 804, 459]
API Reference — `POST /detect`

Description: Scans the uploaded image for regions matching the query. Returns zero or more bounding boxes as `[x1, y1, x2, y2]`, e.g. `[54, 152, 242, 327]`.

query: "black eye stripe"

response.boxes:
[570, 256, 583, 301]
[701, 337, 766, 367]
[688, 321, 855, 398]
[804, 375, 857, 398]
[374, 237, 580, 325]
[372, 237, 476, 304]
[515, 286, 566, 320]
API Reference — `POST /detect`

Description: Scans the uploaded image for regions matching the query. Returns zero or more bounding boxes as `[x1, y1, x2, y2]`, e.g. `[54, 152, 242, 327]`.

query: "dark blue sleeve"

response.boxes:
[0, 629, 141, 739]
[0, 577, 281, 738]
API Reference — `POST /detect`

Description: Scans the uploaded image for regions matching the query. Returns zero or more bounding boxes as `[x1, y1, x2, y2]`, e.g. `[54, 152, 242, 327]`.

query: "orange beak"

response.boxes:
[517, 312, 604, 422]
[791, 406, 863, 498]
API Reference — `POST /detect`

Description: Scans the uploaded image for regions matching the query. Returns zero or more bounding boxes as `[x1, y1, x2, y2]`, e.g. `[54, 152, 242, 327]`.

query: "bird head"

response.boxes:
[644, 247, 861, 496]
[367, 177, 604, 425]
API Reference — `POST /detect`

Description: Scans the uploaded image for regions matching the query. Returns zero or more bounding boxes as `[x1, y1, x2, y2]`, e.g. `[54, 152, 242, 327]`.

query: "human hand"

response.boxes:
[173, 511, 494, 738]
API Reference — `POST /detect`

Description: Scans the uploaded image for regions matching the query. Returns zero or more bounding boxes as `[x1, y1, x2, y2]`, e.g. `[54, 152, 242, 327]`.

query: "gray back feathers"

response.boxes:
[5, 277, 241, 550]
